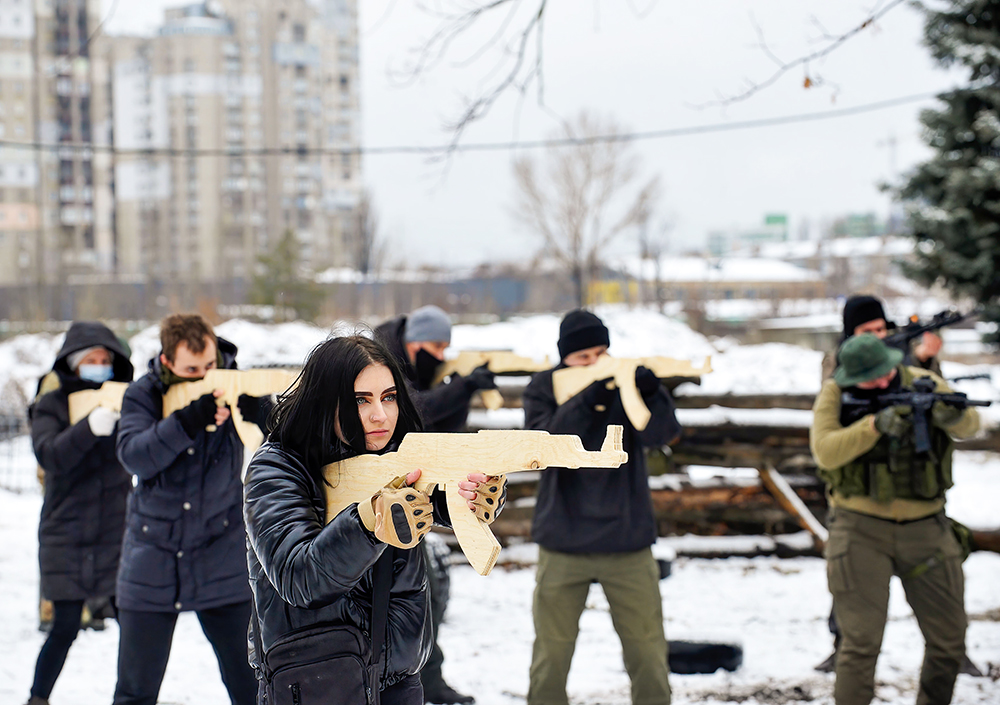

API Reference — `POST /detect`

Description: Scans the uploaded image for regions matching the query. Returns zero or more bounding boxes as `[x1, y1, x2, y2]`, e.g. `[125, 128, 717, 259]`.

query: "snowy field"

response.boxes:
[1, 451, 999, 705]
[1, 306, 998, 422]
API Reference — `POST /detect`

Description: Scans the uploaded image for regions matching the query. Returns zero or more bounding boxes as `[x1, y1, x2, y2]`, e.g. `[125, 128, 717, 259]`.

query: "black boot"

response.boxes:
[960, 653, 985, 677]
[424, 682, 475, 705]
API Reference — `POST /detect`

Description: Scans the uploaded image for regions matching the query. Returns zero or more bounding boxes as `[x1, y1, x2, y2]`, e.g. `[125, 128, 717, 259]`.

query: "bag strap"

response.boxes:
[370, 547, 394, 668]
[250, 594, 267, 681]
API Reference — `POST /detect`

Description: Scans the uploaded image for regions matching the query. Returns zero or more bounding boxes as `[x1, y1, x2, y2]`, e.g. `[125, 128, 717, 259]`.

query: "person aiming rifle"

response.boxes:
[810, 334, 982, 705]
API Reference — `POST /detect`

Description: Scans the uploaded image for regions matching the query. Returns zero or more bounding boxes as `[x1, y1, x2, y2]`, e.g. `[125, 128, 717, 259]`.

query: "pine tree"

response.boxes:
[250, 229, 323, 322]
[898, 1, 1000, 342]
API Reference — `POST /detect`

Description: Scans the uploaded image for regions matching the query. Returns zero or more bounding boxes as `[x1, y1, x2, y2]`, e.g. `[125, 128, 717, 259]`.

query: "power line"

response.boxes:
[0, 90, 946, 158]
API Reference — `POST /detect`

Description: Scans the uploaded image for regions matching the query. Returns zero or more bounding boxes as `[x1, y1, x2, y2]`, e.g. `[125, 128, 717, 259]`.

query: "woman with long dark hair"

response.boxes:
[244, 334, 499, 705]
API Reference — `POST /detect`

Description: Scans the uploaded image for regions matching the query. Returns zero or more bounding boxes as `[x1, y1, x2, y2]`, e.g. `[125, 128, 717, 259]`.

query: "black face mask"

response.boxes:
[414, 348, 443, 390]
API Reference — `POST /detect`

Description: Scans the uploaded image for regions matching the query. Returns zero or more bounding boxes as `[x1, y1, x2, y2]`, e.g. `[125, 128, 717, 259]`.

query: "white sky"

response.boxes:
[104, 1, 962, 267]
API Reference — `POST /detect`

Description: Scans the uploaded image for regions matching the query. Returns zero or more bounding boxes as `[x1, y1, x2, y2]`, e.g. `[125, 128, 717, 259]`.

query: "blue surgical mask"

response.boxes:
[78, 364, 114, 384]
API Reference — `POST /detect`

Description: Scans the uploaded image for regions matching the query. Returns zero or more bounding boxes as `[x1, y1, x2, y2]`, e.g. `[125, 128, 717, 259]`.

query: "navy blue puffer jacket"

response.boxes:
[115, 338, 250, 612]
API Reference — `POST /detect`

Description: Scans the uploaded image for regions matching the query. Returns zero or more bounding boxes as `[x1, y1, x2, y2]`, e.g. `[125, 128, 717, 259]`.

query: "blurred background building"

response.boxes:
[0, 0, 361, 317]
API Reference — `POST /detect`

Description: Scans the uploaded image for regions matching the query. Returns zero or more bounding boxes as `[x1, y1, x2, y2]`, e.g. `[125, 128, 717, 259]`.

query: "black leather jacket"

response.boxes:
[244, 442, 433, 689]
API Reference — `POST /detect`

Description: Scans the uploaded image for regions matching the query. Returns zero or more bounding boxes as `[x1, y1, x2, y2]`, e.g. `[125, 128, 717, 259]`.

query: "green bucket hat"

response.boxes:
[833, 333, 904, 387]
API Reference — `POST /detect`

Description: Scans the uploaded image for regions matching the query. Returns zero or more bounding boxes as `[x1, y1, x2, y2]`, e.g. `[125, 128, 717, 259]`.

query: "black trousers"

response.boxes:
[31, 599, 84, 699]
[113, 600, 257, 705]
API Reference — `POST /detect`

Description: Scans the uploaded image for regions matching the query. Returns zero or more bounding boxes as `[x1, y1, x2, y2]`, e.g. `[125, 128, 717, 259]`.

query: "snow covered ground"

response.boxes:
[1, 449, 999, 705]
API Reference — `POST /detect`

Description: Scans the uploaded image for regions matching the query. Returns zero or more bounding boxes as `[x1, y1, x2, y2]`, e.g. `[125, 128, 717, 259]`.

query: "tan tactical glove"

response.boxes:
[357, 478, 433, 549]
[470, 475, 507, 524]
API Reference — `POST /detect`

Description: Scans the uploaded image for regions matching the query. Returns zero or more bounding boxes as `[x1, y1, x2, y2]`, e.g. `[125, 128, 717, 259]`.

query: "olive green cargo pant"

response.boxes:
[528, 547, 670, 705]
[825, 509, 966, 705]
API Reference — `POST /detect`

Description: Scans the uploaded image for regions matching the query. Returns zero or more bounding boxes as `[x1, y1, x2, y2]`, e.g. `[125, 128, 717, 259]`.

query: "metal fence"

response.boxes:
[0, 415, 36, 493]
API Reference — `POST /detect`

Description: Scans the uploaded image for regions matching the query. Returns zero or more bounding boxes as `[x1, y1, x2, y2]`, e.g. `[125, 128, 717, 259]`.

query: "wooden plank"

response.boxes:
[551, 356, 712, 431]
[67, 382, 130, 424]
[162, 369, 297, 451]
[758, 464, 828, 547]
[323, 426, 628, 576]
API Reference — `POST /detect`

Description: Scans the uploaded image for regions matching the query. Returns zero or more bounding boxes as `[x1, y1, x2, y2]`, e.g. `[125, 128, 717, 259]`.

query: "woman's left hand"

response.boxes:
[457, 473, 507, 524]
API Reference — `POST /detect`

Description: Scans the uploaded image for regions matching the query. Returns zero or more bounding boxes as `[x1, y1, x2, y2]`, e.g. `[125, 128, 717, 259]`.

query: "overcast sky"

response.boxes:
[105, 1, 960, 267]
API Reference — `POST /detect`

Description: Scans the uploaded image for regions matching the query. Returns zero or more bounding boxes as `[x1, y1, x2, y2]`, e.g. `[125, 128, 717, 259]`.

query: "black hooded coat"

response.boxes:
[115, 337, 250, 612]
[30, 322, 134, 601]
[374, 317, 475, 432]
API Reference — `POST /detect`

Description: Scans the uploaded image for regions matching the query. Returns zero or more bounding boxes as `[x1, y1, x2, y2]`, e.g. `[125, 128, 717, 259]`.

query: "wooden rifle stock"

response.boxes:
[162, 369, 297, 451]
[552, 356, 712, 431]
[323, 426, 628, 575]
[67, 382, 131, 424]
[433, 350, 552, 411]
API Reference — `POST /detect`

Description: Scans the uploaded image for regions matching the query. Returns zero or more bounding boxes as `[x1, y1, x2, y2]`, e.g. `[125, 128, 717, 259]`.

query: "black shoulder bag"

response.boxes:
[251, 548, 395, 705]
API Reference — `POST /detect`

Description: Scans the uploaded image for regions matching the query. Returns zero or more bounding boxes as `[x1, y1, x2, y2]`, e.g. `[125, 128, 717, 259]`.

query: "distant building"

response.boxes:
[759, 235, 916, 299]
[111, 0, 362, 285]
[0, 0, 114, 286]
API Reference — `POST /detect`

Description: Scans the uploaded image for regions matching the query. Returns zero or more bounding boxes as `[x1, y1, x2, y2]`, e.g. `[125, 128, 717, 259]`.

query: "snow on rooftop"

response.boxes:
[759, 235, 915, 261]
[616, 256, 821, 283]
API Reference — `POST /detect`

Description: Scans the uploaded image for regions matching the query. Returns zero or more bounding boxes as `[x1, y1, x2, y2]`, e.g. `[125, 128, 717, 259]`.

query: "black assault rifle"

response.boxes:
[883, 308, 977, 353]
[841, 377, 991, 454]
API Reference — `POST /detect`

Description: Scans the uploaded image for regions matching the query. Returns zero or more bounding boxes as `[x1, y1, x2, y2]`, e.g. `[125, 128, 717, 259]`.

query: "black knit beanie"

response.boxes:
[558, 310, 610, 360]
[842, 295, 887, 335]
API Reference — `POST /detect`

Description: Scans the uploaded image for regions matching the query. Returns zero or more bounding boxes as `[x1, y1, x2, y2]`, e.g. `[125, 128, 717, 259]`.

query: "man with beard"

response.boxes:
[112, 314, 270, 705]
[811, 334, 979, 705]
[375, 305, 496, 704]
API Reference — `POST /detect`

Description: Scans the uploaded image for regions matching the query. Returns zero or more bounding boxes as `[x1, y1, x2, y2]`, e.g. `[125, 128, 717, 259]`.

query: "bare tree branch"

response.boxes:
[510, 112, 660, 306]
[695, 0, 907, 108]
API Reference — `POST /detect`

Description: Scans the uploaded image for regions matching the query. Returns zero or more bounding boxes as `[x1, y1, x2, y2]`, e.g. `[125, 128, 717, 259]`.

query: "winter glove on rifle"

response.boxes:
[357, 477, 433, 549]
[635, 366, 661, 397]
[469, 475, 507, 524]
[174, 392, 220, 438]
[463, 363, 497, 391]
[874, 405, 912, 438]
[931, 400, 965, 429]
[87, 407, 120, 437]
[237, 393, 275, 432]
[582, 377, 616, 410]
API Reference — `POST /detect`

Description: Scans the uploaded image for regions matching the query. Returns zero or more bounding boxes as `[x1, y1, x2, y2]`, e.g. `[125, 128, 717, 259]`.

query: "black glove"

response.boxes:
[635, 366, 661, 397]
[238, 394, 275, 432]
[463, 363, 497, 391]
[174, 392, 219, 439]
[581, 377, 616, 408]
[874, 405, 912, 438]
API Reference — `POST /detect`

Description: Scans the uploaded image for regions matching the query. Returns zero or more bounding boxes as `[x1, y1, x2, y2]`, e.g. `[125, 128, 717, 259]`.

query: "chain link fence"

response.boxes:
[0, 414, 36, 493]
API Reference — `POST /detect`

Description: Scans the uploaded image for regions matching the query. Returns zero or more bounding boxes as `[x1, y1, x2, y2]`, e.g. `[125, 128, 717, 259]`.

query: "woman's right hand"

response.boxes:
[358, 470, 433, 549]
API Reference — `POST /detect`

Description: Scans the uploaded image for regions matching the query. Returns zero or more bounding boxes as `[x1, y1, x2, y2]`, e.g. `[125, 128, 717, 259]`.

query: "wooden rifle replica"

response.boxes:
[552, 355, 712, 431]
[67, 382, 131, 424]
[162, 369, 298, 451]
[432, 350, 551, 410]
[323, 425, 628, 576]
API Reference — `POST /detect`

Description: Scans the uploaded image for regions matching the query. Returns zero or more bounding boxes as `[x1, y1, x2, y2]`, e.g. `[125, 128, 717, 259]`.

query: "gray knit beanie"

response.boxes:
[404, 305, 452, 344]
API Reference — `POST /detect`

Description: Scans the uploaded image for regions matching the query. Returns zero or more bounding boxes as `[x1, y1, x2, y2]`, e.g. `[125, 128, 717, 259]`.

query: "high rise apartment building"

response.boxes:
[112, 0, 361, 285]
[0, 0, 114, 287]
[0, 0, 361, 293]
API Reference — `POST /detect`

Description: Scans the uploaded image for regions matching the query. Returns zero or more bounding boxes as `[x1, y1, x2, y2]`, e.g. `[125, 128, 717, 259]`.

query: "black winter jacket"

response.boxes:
[244, 442, 433, 689]
[374, 317, 474, 432]
[115, 338, 250, 612]
[30, 322, 134, 601]
[523, 365, 682, 554]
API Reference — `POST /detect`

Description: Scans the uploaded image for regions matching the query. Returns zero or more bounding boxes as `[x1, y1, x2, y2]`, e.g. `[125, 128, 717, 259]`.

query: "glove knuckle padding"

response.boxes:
[375, 486, 433, 549]
[471, 474, 507, 524]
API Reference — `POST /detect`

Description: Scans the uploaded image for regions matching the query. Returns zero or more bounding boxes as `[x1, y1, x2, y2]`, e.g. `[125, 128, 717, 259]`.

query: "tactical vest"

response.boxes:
[823, 367, 954, 503]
